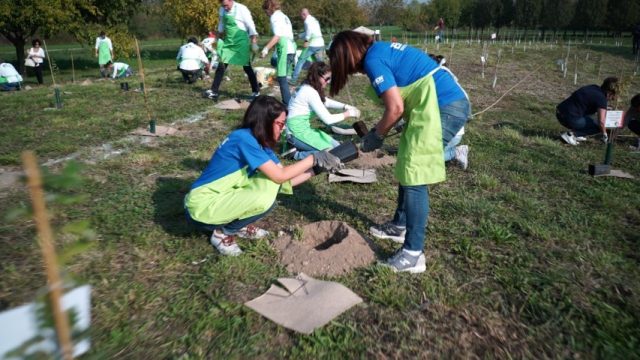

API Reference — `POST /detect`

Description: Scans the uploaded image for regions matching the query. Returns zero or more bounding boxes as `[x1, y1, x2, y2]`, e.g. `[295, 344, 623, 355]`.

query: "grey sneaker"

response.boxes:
[560, 131, 578, 145]
[236, 225, 269, 239]
[369, 222, 406, 243]
[380, 250, 426, 273]
[454, 145, 469, 170]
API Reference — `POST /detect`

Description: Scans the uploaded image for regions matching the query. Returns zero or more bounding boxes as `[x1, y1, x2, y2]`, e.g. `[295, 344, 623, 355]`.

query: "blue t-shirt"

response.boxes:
[191, 128, 280, 190]
[363, 42, 465, 107]
[557, 84, 607, 119]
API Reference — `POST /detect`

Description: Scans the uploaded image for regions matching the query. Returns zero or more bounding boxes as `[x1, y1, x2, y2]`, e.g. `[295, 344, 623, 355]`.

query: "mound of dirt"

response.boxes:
[349, 149, 396, 169]
[272, 221, 376, 277]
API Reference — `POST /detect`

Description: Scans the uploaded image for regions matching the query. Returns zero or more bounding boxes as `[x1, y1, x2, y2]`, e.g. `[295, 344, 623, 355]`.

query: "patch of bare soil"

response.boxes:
[0, 167, 22, 195]
[349, 149, 396, 169]
[272, 221, 376, 277]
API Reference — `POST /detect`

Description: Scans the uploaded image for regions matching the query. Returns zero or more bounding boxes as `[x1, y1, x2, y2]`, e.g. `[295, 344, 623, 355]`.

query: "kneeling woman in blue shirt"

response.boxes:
[329, 31, 471, 273]
[185, 95, 342, 256]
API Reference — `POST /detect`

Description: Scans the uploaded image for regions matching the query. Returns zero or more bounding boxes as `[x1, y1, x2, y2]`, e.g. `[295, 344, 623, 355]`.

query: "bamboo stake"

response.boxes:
[42, 39, 56, 86]
[70, 54, 76, 84]
[22, 151, 73, 360]
[573, 54, 578, 85]
[134, 38, 153, 126]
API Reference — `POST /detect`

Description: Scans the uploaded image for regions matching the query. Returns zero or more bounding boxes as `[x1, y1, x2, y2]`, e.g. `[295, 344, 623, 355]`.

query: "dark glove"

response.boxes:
[361, 129, 384, 152]
[313, 150, 343, 173]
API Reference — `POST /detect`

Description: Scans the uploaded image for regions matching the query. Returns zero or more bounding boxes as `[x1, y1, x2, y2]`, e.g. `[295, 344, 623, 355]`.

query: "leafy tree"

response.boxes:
[539, 0, 576, 38]
[472, 0, 493, 36]
[571, 0, 608, 33]
[361, 0, 405, 26]
[401, 0, 431, 32]
[605, 0, 640, 34]
[515, 0, 543, 38]
[0, 0, 142, 74]
[490, 0, 515, 34]
[431, 0, 463, 29]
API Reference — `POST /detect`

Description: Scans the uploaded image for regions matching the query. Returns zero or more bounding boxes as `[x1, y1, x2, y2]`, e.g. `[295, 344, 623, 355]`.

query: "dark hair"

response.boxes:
[188, 37, 198, 44]
[428, 53, 447, 67]
[305, 62, 330, 102]
[105, 60, 113, 66]
[100, 31, 106, 37]
[631, 94, 640, 109]
[601, 77, 619, 98]
[241, 95, 287, 149]
[328, 31, 373, 96]
[32, 39, 41, 47]
[262, 0, 280, 12]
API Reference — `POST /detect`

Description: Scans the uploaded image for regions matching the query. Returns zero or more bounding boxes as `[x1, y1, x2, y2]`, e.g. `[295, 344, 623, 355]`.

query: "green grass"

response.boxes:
[1, 38, 640, 357]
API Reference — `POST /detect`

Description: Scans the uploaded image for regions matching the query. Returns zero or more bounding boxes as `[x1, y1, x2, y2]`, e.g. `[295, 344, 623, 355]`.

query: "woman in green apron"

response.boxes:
[260, 0, 296, 105]
[185, 96, 342, 256]
[94, 31, 113, 78]
[329, 31, 471, 273]
[286, 62, 360, 160]
[203, 0, 260, 102]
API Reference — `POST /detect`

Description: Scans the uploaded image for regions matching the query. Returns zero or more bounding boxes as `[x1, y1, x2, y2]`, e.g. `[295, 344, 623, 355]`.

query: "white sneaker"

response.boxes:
[210, 230, 242, 256]
[575, 136, 587, 142]
[560, 131, 578, 146]
[454, 145, 469, 170]
[236, 225, 269, 239]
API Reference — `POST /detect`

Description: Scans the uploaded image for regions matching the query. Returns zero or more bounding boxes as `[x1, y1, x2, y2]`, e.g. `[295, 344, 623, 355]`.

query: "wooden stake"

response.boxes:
[70, 54, 76, 84]
[42, 39, 56, 86]
[22, 151, 73, 360]
[134, 38, 153, 125]
[573, 54, 578, 85]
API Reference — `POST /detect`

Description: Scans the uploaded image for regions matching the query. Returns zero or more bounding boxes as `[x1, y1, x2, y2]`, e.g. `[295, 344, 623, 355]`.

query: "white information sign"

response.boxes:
[605, 110, 624, 128]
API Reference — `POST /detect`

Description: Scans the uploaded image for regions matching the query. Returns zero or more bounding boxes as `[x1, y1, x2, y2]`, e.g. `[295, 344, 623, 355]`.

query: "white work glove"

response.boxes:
[345, 105, 361, 118]
[251, 43, 259, 54]
[261, 47, 269, 58]
[601, 132, 609, 144]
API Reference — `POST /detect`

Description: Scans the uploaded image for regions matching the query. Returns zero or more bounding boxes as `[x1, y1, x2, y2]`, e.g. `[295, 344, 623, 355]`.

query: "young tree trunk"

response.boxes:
[13, 39, 27, 75]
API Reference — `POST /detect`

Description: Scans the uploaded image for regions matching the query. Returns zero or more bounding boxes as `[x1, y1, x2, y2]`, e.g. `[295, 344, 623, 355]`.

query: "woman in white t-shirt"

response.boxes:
[26, 39, 45, 84]
[286, 62, 360, 160]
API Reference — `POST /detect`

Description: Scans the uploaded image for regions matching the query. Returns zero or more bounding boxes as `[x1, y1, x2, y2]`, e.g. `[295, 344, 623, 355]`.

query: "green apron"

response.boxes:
[394, 75, 446, 186]
[97, 40, 111, 65]
[218, 8, 251, 66]
[287, 112, 334, 150]
[185, 167, 292, 225]
[275, 36, 295, 77]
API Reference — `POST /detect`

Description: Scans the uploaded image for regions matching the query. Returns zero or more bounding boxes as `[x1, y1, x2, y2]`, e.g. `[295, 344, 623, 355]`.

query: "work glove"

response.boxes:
[251, 43, 259, 54]
[261, 47, 269, 58]
[345, 105, 361, 118]
[601, 132, 609, 144]
[361, 129, 384, 152]
[313, 150, 343, 173]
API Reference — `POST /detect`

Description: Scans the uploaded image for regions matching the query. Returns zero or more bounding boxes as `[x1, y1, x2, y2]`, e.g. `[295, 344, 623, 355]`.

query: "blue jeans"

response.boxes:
[186, 202, 276, 235]
[440, 98, 470, 152]
[287, 134, 339, 161]
[0, 82, 20, 91]
[272, 53, 295, 105]
[556, 109, 601, 137]
[291, 46, 324, 82]
[390, 185, 429, 252]
[443, 133, 463, 162]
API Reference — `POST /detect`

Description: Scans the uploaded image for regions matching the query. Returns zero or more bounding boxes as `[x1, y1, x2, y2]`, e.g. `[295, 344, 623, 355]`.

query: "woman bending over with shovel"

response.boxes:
[328, 31, 471, 273]
[184, 96, 342, 256]
[286, 61, 361, 160]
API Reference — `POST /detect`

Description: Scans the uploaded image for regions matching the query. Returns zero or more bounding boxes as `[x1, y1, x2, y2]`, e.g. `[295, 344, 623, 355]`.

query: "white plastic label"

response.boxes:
[605, 110, 624, 128]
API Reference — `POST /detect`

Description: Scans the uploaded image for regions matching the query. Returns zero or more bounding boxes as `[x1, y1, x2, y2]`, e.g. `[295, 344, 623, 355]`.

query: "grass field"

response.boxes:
[1, 36, 640, 358]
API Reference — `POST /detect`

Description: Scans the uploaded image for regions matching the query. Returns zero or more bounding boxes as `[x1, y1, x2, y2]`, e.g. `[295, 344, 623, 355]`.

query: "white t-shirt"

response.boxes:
[177, 43, 209, 71]
[287, 84, 346, 125]
[0, 63, 23, 83]
[218, 2, 258, 36]
[301, 15, 324, 47]
[270, 10, 295, 54]
[95, 36, 113, 50]
[111, 62, 129, 78]
[202, 37, 216, 53]
[27, 47, 45, 64]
